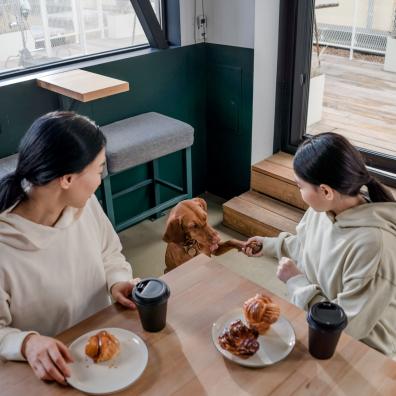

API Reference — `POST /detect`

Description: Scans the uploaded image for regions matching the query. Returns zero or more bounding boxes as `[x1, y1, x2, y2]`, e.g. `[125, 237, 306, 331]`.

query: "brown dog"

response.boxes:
[163, 198, 247, 272]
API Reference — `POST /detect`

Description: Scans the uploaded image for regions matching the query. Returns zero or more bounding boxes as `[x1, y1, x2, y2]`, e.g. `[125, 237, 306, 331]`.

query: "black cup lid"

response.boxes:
[132, 278, 170, 305]
[307, 302, 348, 330]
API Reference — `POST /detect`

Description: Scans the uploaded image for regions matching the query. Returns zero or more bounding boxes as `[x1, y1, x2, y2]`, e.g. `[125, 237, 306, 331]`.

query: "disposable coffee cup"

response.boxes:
[132, 278, 170, 332]
[307, 302, 347, 359]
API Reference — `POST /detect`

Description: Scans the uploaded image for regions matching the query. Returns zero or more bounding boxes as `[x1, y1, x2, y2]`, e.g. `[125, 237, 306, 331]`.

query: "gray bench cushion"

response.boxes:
[102, 112, 194, 174]
[0, 154, 108, 180]
[0, 154, 18, 180]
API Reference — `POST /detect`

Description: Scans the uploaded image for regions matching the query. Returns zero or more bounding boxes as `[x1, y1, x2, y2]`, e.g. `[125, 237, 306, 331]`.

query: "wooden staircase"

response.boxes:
[223, 152, 396, 238]
[223, 152, 305, 237]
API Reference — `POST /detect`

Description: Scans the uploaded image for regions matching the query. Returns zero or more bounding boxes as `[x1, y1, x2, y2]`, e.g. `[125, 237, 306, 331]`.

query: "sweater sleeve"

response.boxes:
[286, 232, 388, 340]
[256, 209, 311, 264]
[0, 288, 38, 361]
[91, 196, 132, 292]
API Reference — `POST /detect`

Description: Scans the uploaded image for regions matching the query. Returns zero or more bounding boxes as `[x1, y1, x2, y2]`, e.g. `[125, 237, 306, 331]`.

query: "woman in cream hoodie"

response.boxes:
[0, 112, 137, 384]
[244, 133, 396, 357]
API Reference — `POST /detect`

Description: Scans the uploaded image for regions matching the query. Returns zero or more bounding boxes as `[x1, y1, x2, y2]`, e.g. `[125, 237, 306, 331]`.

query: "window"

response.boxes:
[0, 0, 162, 75]
[275, 0, 396, 184]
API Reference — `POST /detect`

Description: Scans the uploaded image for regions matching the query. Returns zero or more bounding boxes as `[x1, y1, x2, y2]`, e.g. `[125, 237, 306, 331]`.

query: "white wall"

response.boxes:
[251, 0, 280, 164]
[206, 0, 254, 48]
[179, 0, 196, 46]
[179, 0, 254, 48]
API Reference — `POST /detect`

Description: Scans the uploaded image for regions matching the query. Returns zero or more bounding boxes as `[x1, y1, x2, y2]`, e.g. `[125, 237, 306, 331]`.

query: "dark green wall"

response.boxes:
[0, 43, 253, 214]
[206, 44, 254, 199]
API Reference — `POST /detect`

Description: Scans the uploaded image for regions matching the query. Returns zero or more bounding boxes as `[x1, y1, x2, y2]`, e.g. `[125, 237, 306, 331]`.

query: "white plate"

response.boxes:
[212, 308, 295, 367]
[67, 327, 148, 395]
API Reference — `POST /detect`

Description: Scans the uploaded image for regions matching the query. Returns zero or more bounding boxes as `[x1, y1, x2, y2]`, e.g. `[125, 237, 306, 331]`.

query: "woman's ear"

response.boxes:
[59, 174, 74, 190]
[319, 184, 334, 201]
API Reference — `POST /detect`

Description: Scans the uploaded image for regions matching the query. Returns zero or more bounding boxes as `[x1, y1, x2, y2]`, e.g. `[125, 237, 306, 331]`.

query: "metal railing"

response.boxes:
[314, 0, 396, 58]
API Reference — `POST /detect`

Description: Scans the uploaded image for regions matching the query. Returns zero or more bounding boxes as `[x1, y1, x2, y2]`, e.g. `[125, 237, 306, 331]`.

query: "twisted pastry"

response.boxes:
[243, 294, 280, 334]
[85, 330, 120, 363]
[218, 320, 259, 359]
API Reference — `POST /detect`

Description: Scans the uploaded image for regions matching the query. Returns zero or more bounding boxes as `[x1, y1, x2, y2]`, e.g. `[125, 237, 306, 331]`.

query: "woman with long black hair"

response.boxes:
[0, 112, 137, 384]
[244, 132, 396, 357]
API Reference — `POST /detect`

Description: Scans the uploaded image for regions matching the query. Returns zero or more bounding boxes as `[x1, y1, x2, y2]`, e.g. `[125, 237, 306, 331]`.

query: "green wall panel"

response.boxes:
[206, 44, 254, 199]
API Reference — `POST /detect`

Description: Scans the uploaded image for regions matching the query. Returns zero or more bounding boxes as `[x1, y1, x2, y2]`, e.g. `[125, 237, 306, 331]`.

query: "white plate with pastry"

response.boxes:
[67, 327, 148, 395]
[212, 308, 295, 367]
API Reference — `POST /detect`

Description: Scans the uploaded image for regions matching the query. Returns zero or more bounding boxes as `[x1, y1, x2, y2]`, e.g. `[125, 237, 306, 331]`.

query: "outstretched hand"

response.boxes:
[242, 237, 264, 257]
[111, 278, 141, 309]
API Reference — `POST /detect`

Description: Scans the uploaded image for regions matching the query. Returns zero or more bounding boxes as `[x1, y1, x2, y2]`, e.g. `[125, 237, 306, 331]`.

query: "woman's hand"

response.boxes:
[242, 237, 264, 257]
[23, 334, 74, 385]
[111, 278, 141, 309]
[276, 257, 302, 283]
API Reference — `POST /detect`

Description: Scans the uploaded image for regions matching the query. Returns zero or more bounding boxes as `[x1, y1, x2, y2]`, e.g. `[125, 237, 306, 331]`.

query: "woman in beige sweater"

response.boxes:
[244, 133, 396, 357]
[0, 112, 137, 384]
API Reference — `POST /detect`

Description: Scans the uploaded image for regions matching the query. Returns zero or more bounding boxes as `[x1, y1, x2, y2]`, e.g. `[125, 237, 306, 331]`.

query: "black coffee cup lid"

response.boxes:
[307, 302, 348, 331]
[132, 278, 170, 305]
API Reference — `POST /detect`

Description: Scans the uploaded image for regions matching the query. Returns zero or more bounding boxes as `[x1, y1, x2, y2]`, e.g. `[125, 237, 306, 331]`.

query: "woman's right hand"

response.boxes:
[22, 334, 74, 385]
[242, 237, 264, 257]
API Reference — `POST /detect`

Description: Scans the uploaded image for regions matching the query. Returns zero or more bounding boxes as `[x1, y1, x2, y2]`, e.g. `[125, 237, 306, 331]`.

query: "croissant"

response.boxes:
[218, 320, 259, 359]
[85, 330, 120, 363]
[243, 294, 280, 334]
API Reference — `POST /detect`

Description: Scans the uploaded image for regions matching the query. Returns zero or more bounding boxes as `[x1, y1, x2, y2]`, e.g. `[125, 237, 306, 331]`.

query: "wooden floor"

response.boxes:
[309, 54, 396, 158]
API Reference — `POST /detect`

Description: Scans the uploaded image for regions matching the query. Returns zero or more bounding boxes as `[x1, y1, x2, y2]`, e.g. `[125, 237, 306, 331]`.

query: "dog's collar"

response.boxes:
[183, 239, 199, 257]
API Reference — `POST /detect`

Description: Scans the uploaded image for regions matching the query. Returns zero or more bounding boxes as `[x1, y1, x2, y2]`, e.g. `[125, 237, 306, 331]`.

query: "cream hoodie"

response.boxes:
[0, 195, 132, 361]
[259, 202, 396, 356]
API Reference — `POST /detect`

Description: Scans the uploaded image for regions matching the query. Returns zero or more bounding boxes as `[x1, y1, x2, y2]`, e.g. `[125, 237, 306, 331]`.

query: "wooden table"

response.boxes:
[2, 254, 396, 396]
[37, 69, 129, 110]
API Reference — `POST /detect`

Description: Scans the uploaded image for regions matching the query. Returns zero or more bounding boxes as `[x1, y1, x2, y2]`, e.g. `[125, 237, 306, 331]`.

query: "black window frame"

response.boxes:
[0, 0, 176, 81]
[274, 0, 396, 187]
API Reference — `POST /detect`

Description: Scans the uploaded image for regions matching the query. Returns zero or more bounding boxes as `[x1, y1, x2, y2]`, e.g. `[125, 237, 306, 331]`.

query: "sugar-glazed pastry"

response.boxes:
[85, 330, 120, 363]
[243, 294, 280, 334]
[218, 320, 259, 359]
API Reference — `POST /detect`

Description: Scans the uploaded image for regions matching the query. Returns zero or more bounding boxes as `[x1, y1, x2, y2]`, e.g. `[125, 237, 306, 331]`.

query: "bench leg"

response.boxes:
[185, 146, 192, 198]
[150, 158, 162, 220]
[102, 176, 116, 227]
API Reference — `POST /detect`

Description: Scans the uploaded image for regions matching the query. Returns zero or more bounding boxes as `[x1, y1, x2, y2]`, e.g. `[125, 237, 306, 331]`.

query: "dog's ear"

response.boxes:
[163, 215, 185, 243]
[193, 197, 207, 212]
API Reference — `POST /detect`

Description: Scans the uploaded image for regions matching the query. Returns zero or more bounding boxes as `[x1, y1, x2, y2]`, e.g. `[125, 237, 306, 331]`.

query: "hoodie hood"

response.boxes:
[327, 202, 396, 238]
[0, 203, 83, 251]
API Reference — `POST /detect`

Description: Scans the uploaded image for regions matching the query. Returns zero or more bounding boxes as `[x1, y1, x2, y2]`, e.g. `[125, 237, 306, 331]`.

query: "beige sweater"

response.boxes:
[259, 203, 396, 357]
[0, 195, 132, 361]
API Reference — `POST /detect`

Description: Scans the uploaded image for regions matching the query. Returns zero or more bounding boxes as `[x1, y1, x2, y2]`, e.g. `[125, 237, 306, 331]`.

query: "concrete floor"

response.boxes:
[119, 194, 288, 299]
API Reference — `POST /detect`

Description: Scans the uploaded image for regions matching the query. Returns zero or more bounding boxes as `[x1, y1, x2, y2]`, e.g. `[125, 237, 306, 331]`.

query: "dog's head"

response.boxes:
[163, 198, 221, 253]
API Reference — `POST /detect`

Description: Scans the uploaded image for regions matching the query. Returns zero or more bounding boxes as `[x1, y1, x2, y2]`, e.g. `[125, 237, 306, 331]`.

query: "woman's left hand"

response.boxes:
[111, 278, 141, 309]
[276, 257, 302, 283]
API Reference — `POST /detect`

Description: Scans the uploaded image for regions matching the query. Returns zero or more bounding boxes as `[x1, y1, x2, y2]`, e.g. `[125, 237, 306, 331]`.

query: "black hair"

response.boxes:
[0, 111, 106, 212]
[293, 132, 394, 203]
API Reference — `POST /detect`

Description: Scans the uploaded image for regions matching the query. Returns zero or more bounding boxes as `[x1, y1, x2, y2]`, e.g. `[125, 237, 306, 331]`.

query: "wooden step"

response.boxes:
[251, 152, 308, 210]
[223, 191, 305, 238]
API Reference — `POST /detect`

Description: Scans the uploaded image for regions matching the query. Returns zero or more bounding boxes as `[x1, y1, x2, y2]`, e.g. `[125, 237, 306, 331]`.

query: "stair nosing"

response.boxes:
[223, 197, 299, 232]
